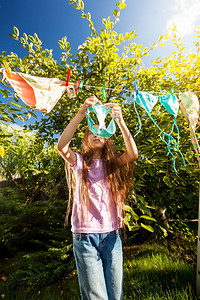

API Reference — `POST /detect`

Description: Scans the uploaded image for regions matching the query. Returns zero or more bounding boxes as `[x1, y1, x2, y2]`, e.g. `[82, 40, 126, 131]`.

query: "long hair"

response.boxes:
[65, 128, 135, 227]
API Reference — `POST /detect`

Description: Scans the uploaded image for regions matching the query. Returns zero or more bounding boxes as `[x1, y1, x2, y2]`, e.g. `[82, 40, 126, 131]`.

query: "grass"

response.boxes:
[0, 239, 198, 300]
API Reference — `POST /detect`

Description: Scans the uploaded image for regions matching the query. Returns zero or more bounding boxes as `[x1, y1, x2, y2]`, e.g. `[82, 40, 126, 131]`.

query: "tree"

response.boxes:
[0, 0, 199, 233]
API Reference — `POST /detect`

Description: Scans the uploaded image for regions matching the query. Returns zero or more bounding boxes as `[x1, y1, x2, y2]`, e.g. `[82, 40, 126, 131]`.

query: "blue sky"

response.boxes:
[1, 0, 200, 128]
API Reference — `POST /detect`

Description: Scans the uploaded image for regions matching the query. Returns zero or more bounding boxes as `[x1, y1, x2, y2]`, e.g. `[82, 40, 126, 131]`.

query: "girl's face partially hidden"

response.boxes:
[87, 125, 106, 150]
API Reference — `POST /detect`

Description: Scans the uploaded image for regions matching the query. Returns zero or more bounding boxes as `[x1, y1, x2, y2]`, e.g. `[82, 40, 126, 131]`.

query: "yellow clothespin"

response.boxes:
[3, 60, 12, 79]
[117, 85, 123, 94]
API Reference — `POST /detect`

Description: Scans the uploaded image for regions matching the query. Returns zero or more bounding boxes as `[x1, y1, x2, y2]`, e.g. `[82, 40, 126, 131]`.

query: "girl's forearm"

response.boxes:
[118, 118, 138, 161]
[57, 110, 85, 151]
[57, 96, 100, 152]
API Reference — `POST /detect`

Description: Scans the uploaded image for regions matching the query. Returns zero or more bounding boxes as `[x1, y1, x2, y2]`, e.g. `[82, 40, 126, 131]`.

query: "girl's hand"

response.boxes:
[80, 96, 101, 114]
[104, 103, 124, 123]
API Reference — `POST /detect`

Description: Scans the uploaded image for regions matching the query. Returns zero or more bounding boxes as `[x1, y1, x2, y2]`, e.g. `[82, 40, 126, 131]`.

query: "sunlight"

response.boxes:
[167, 0, 200, 36]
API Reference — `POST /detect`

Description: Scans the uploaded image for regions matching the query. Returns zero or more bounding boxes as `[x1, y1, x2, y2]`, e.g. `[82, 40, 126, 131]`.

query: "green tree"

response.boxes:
[0, 0, 199, 233]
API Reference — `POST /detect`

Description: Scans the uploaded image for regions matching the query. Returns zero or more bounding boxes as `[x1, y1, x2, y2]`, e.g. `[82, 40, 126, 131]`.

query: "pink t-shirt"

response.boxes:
[70, 153, 123, 233]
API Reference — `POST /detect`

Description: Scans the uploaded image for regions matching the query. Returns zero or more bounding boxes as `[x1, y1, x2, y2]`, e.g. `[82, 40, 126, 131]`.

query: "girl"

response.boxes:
[57, 96, 138, 300]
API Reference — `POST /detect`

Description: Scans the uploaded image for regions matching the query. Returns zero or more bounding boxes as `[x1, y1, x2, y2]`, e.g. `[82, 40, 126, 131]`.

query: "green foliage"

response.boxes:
[0, 2, 199, 298]
[123, 203, 156, 233]
[0, 0, 199, 237]
[0, 187, 74, 293]
[1, 127, 66, 202]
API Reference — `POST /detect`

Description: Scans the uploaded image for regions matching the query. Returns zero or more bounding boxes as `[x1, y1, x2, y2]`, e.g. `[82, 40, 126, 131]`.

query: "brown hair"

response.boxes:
[65, 128, 134, 228]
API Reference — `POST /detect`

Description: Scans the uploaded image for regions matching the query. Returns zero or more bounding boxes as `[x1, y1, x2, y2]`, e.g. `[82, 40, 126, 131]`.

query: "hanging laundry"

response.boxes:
[180, 91, 200, 168]
[133, 91, 158, 137]
[159, 93, 179, 117]
[86, 103, 117, 139]
[159, 93, 186, 170]
[133, 89, 185, 172]
[1, 68, 74, 113]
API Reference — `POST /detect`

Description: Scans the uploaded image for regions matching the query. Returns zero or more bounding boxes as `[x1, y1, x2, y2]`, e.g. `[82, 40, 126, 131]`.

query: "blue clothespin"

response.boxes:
[118, 85, 126, 95]
[134, 81, 138, 95]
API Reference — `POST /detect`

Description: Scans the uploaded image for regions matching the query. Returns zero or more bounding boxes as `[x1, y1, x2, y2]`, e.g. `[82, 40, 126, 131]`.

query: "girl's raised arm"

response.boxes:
[57, 96, 100, 165]
[105, 103, 138, 166]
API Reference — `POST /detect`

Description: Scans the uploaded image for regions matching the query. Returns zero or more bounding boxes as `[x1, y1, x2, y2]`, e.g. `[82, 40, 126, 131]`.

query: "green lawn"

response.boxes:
[0, 239, 197, 300]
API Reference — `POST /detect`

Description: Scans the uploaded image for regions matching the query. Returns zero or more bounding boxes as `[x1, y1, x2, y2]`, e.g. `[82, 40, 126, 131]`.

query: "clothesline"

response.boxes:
[80, 84, 200, 96]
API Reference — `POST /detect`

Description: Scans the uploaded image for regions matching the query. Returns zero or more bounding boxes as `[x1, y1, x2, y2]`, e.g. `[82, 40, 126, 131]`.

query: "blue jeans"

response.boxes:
[73, 230, 123, 300]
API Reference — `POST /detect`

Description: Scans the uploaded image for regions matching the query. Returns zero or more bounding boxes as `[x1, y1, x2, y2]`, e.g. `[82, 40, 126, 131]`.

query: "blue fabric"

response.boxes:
[73, 230, 123, 300]
[159, 94, 179, 117]
[86, 103, 116, 139]
[135, 92, 158, 114]
[132, 91, 186, 172]
[133, 92, 158, 137]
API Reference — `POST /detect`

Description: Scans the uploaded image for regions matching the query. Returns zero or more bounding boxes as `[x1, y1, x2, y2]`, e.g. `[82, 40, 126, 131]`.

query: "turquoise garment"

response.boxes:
[133, 91, 186, 172]
[133, 92, 158, 137]
[159, 94, 179, 117]
[86, 103, 116, 139]
[135, 92, 158, 114]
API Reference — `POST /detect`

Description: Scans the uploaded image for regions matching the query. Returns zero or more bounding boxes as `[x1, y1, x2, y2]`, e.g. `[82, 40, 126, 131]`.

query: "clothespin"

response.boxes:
[118, 85, 126, 95]
[102, 85, 106, 100]
[79, 80, 84, 93]
[134, 81, 138, 95]
[170, 87, 174, 96]
[66, 69, 71, 86]
[75, 79, 81, 93]
[117, 85, 123, 94]
[3, 61, 12, 79]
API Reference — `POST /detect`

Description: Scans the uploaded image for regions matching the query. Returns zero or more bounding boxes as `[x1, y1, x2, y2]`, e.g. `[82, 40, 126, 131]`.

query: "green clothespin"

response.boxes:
[102, 85, 106, 100]
[79, 80, 84, 93]
[170, 87, 174, 96]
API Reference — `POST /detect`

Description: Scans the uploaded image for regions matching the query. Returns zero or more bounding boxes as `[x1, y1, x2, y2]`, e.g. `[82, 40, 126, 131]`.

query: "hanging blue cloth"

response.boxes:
[133, 91, 158, 137]
[86, 103, 117, 139]
[132, 89, 186, 172]
[159, 94, 186, 170]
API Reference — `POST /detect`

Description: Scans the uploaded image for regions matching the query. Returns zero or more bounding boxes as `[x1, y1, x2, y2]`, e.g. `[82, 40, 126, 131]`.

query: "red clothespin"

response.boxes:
[75, 79, 81, 93]
[66, 69, 71, 86]
[3, 60, 12, 79]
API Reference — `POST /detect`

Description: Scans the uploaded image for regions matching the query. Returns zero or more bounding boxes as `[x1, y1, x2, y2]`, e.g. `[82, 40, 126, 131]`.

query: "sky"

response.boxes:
[1, 0, 200, 130]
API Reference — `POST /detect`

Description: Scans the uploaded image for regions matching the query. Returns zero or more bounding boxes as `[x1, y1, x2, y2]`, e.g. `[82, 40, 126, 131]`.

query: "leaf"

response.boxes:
[34, 33, 39, 43]
[158, 35, 163, 42]
[119, 3, 126, 9]
[23, 33, 28, 42]
[13, 26, 19, 36]
[0, 133, 13, 138]
[159, 225, 168, 237]
[0, 145, 5, 157]
[87, 12, 91, 21]
[3, 115, 11, 122]
[78, 0, 84, 10]
[113, 9, 119, 17]
[18, 115, 24, 122]
[140, 223, 154, 232]
[131, 225, 141, 231]
[9, 33, 17, 39]
[102, 18, 106, 25]
[28, 35, 35, 42]
[28, 111, 38, 119]
[11, 102, 27, 109]
[0, 90, 9, 98]
[140, 215, 156, 222]
[123, 204, 140, 220]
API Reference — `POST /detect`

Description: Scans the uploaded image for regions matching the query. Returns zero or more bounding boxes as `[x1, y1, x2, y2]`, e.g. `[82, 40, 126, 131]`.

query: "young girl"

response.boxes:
[57, 96, 138, 300]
